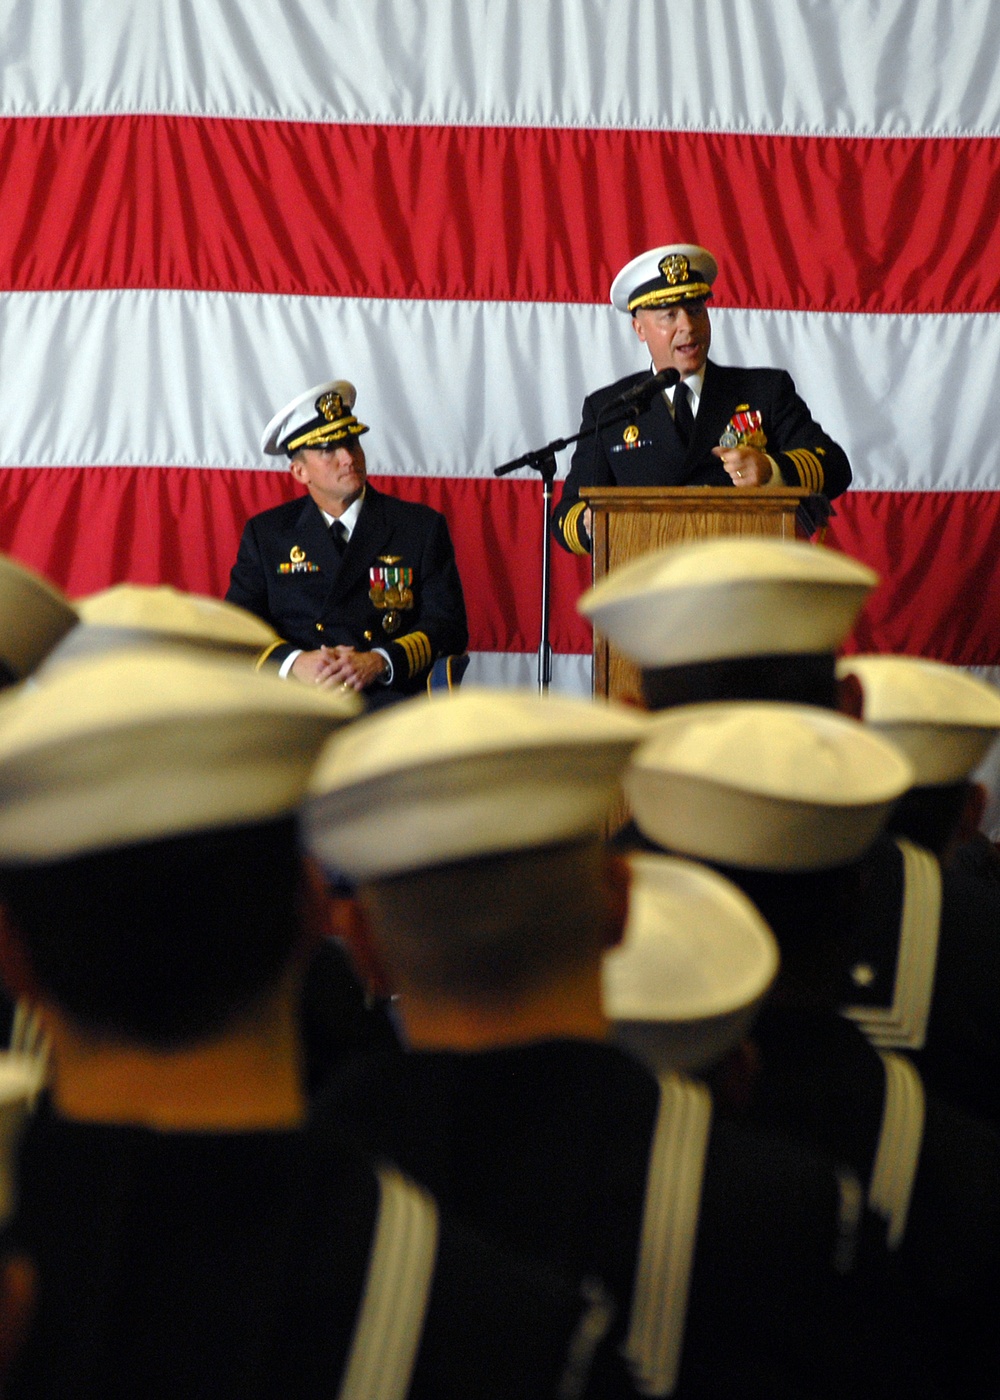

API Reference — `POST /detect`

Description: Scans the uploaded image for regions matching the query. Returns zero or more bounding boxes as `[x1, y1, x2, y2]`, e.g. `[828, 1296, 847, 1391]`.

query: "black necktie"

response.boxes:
[330, 519, 348, 555]
[673, 381, 694, 447]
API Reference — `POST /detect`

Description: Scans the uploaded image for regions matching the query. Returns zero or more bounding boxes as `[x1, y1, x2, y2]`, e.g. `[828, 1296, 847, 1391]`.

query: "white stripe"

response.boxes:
[337, 1164, 438, 1400]
[466, 651, 592, 693]
[8, 1004, 49, 1064]
[624, 1075, 712, 1397]
[869, 1052, 926, 1251]
[3, 1, 999, 135]
[3, 290, 998, 492]
[843, 838, 942, 1051]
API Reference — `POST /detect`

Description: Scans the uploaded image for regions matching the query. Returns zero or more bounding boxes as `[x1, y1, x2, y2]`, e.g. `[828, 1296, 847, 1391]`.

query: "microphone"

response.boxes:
[605, 365, 680, 413]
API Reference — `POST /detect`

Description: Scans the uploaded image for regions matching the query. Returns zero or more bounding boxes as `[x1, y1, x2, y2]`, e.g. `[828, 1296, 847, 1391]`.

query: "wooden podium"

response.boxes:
[581, 486, 810, 704]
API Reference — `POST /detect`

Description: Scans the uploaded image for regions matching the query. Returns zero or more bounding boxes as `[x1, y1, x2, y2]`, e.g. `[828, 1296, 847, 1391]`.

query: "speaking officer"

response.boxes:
[227, 380, 468, 701]
[552, 244, 852, 554]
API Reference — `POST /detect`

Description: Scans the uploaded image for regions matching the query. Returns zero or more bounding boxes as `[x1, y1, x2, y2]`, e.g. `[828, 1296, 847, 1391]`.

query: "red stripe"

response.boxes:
[829, 492, 1000, 664]
[0, 468, 997, 665]
[2, 115, 998, 312]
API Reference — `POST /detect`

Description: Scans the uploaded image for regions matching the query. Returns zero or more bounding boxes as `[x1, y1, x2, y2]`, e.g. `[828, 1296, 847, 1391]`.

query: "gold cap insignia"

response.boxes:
[317, 391, 345, 422]
[659, 253, 690, 285]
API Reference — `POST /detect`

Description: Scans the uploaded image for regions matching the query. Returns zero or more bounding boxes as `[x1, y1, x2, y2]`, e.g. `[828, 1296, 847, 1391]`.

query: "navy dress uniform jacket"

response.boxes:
[226, 485, 468, 693]
[324, 1038, 915, 1399]
[552, 360, 851, 553]
[7, 1101, 635, 1400]
[842, 837, 1000, 1128]
[744, 1003, 1000, 1398]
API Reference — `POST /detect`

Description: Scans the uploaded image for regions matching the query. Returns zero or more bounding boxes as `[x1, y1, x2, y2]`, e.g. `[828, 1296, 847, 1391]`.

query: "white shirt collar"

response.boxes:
[668, 367, 706, 409]
[320, 488, 365, 539]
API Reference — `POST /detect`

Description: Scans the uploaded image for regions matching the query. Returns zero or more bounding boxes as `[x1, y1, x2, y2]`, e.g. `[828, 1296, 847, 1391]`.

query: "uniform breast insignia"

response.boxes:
[720, 408, 767, 451]
[370, 564, 415, 636]
[611, 422, 652, 454]
[278, 545, 320, 574]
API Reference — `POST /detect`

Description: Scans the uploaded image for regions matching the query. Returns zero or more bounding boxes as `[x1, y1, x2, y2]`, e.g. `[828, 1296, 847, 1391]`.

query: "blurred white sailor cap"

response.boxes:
[262, 379, 369, 456]
[579, 538, 878, 668]
[837, 653, 1000, 786]
[0, 553, 78, 683]
[303, 687, 647, 881]
[627, 702, 913, 872]
[604, 853, 779, 1073]
[610, 243, 718, 314]
[0, 649, 360, 863]
[42, 584, 280, 669]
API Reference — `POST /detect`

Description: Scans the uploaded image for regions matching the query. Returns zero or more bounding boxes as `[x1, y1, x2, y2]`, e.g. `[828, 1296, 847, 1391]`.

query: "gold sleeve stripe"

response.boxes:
[397, 631, 433, 677]
[785, 449, 809, 490]
[254, 639, 286, 671]
[563, 500, 590, 555]
[784, 448, 824, 493]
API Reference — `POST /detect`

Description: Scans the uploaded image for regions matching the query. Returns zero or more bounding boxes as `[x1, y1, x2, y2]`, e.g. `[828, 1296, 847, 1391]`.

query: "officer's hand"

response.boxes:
[290, 649, 343, 685]
[713, 445, 773, 487]
[319, 646, 388, 692]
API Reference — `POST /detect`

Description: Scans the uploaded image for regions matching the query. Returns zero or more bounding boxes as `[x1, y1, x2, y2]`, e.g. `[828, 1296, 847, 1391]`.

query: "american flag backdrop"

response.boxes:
[1, 0, 999, 692]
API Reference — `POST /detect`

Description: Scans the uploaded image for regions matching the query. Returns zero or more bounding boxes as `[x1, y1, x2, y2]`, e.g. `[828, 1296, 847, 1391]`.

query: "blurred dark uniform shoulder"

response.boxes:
[843, 833, 1000, 1126]
[744, 1001, 1000, 1397]
[299, 937, 400, 1098]
[7, 1098, 634, 1400]
[325, 1037, 901, 1399]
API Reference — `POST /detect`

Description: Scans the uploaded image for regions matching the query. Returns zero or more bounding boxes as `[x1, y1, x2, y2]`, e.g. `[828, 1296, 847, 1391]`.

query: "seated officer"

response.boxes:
[305, 688, 902, 1399]
[627, 703, 1000, 1397]
[552, 244, 851, 554]
[227, 379, 468, 701]
[0, 653, 628, 1400]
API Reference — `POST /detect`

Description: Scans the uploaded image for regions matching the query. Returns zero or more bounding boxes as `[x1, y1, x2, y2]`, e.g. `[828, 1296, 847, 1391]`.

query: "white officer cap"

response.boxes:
[837, 654, 1000, 786]
[610, 243, 718, 314]
[0, 553, 78, 682]
[0, 649, 360, 863]
[627, 702, 913, 872]
[579, 538, 878, 668]
[604, 853, 779, 1073]
[303, 687, 647, 881]
[261, 379, 369, 456]
[41, 584, 280, 669]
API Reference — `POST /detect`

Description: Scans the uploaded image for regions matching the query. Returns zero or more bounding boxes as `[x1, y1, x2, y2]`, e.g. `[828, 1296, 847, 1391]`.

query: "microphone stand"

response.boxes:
[494, 398, 656, 694]
[494, 433, 582, 694]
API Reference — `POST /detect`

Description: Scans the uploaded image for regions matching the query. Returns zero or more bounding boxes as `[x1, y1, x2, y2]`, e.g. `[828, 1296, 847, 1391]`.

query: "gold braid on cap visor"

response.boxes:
[285, 419, 369, 453]
[627, 281, 712, 313]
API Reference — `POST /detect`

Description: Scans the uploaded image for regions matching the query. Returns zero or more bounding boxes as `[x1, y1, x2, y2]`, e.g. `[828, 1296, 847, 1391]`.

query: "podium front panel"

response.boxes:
[581, 486, 809, 706]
